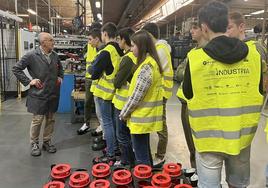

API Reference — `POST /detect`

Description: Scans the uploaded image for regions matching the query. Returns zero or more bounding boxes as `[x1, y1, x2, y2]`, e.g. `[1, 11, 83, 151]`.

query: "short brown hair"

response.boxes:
[190, 18, 199, 27]
[229, 12, 245, 26]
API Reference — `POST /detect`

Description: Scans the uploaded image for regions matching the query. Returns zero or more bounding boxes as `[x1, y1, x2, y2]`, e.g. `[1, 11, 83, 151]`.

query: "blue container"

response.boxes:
[57, 74, 75, 113]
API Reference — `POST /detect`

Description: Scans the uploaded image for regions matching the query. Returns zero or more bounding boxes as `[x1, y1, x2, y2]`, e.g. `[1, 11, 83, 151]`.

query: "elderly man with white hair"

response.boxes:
[13, 32, 63, 157]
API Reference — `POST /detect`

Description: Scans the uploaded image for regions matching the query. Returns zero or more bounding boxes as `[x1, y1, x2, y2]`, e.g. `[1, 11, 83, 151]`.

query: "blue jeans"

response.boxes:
[97, 98, 117, 156]
[131, 134, 152, 166]
[114, 108, 135, 165]
[196, 146, 251, 188]
[94, 96, 105, 139]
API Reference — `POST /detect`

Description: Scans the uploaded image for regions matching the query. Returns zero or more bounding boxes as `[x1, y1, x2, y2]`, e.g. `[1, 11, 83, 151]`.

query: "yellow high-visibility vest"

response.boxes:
[112, 51, 137, 110]
[127, 55, 163, 134]
[156, 43, 174, 99]
[93, 44, 121, 100]
[187, 43, 263, 155]
[85, 44, 97, 79]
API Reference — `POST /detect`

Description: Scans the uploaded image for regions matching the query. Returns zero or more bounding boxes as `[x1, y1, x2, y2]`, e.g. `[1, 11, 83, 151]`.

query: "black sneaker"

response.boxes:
[93, 136, 105, 144]
[31, 142, 41, 157]
[92, 154, 116, 166]
[43, 141, 57, 153]
[92, 141, 106, 151]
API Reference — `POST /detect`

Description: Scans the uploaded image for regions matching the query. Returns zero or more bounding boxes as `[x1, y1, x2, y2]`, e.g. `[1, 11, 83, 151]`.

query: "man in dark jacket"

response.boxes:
[13, 32, 63, 157]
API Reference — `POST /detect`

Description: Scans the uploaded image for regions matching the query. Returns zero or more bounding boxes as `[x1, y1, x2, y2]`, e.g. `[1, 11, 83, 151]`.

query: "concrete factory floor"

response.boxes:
[0, 85, 267, 187]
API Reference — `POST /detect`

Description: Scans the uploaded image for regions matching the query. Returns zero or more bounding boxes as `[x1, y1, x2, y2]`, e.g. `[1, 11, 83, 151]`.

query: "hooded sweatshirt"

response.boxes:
[182, 35, 262, 99]
[156, 39, 172, 72]
[90, 42, 124, 80]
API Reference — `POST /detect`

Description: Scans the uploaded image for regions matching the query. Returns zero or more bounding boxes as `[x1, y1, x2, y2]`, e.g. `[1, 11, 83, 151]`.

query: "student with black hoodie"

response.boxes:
[89, 22, 124, 165]
[178, 2, 263, 188]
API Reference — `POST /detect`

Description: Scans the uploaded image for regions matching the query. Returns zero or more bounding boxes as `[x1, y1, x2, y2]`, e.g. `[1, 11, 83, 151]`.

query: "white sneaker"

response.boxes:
[114, 160, 122, 166]
[77, 123, 89, 135]
[96, 125, 102, 132]
[153, 157, 165, 168]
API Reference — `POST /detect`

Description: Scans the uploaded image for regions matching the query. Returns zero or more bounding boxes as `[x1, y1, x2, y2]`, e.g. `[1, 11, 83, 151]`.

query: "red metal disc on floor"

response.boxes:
[133, 164, 152, 179]
[112, 169, 132, 185]
[91, 163, 111, 178]
[69, 171, 90, 188]
[174, 184, 193, 188]
[51, 164, 71, 180]
[43, 181, 65, 188]
[162, 163, 182, 177]
[151, 173, 171, 188]
[89, 179, 110, 188]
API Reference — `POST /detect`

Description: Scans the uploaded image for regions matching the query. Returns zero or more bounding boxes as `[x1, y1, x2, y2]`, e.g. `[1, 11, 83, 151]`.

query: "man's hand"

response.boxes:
[56, 77, 62, 86]
[30, 79, 43, 89]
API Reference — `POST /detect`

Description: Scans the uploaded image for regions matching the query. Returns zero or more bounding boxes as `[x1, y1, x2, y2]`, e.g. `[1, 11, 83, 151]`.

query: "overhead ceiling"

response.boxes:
[1, 0, 266, 35]
[99, 0, 166, 28]
[0, 0, 93, 29]
[155, 0, 268, 36]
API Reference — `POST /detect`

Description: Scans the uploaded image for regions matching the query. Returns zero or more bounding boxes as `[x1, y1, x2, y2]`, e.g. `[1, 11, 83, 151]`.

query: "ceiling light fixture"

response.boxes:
[27, 8, 37, 15]
[18, 14, 29, 17]
[251, 10, 264, 15]
[56, 14, 61, 18]
[97, 13, 102, 20]
[95, 1, 101, 8]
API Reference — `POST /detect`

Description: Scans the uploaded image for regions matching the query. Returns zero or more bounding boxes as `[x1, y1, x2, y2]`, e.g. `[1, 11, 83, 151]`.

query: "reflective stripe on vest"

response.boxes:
[156, 43, 174, 99]
[130, 116, 163, 123]
[189, 105, 262, 117]
[187, 43, 263, 155]
[113, 52, 137, 110]
[127, 55, 163, 134]
[90, 80, 98, 93]
[93, 44, 121, 100]
[192, 126, 257, 139]
[85, 44, 97, 79]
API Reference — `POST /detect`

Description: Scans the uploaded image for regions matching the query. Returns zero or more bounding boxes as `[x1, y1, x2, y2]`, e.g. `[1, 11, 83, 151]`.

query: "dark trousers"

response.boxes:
[114, 108, 135, 166]
[156, 98, 168, 159]
[131, 133, 152, 166]
[180, 100, 196, 168]
[84, 78, 94, 125]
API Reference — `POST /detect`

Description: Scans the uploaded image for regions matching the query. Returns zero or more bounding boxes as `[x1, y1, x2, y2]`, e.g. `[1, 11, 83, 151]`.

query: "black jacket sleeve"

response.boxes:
[90, 51, 113, 80]
[57, 55, 64, 79]
[182, 60, 193, 100]
[114, 56, 135, 89]
[12, 53, 32, 86]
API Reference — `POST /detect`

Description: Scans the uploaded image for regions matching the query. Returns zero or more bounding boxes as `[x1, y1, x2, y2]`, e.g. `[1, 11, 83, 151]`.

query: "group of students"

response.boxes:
[80, 21, 173, 168]
[80, 1, 268, 187]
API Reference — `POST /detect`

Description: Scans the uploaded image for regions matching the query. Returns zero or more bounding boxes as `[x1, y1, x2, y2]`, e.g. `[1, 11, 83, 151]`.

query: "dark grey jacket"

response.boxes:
[12, 47, 64, 115]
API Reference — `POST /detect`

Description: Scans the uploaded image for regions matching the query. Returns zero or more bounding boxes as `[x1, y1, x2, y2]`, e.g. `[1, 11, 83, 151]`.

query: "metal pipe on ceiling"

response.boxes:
[35, 0, 38, 26]
[117, 0, 138, 27]
[261, 0, 267, 44]
[102, 0, 104, 22]
[15, 0, 18, 15]
[48, 0, 51, 33]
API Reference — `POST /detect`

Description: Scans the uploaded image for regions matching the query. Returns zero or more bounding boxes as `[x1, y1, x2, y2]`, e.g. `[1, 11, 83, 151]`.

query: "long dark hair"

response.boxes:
[131, 30, 162, 73]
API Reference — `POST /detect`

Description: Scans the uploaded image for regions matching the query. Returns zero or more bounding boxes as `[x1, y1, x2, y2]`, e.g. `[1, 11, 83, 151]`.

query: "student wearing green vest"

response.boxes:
[226, 11, 268, 92]
[179, 2, 263, 187]
[176, 20, 207, 168]
[77, 29, 98, 135]
[90, 22, 124, 164]
[142, 23, 173, 167]
[119, 30, 163, 166]
[112, 27, 136, 166]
